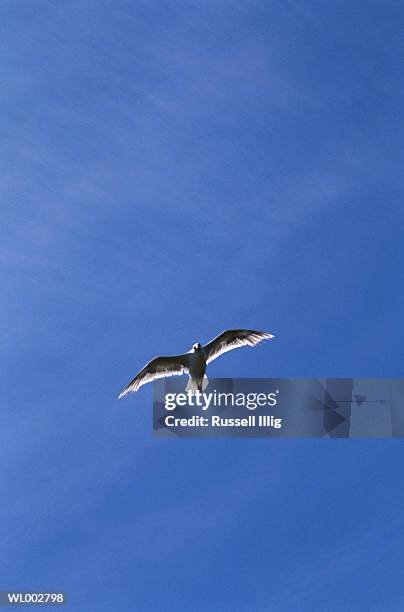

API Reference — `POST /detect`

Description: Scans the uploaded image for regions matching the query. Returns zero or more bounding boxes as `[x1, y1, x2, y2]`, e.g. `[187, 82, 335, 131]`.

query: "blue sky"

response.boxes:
[1, 1, 404, 610]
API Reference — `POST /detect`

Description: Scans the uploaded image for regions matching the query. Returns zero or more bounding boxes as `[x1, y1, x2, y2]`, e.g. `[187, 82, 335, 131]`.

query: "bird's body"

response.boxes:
[187, 345, 206, 384]
[118, 329, 274, 398]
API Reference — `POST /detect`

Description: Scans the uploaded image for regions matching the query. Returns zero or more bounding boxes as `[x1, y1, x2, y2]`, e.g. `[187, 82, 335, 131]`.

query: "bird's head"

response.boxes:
[192, 342, 202, 352]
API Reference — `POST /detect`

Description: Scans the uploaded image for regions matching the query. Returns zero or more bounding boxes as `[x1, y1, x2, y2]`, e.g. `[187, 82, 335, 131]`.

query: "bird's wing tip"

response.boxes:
[118, 389, 131, 399]
[261, 332, 275, 340]
[118, 383, 141, 398]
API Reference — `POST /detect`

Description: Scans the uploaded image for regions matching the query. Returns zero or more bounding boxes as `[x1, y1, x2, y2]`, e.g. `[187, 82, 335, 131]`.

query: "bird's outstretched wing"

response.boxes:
[203, 329, 274, 364]
[118, 354, 189, 397]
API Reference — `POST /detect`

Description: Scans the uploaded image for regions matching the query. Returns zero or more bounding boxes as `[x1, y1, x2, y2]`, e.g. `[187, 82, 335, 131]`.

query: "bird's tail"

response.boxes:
[186, 376, 209, 393]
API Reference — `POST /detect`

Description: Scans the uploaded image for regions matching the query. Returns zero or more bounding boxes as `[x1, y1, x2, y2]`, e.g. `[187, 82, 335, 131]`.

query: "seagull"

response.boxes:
[118, 329, 275, 398]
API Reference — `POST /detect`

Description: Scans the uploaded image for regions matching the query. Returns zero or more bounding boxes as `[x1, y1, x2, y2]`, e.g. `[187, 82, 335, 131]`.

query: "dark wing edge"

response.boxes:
[118, 354, 189, 398]
[203, 329, 275, 364]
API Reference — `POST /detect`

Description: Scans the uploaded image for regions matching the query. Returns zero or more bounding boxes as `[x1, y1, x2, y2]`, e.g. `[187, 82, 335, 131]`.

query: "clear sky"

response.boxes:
[1, 1, 404, 610]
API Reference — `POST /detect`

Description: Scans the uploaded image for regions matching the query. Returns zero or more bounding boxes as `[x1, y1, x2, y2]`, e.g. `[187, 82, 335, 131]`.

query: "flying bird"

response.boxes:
[118, 329, 274, 398]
